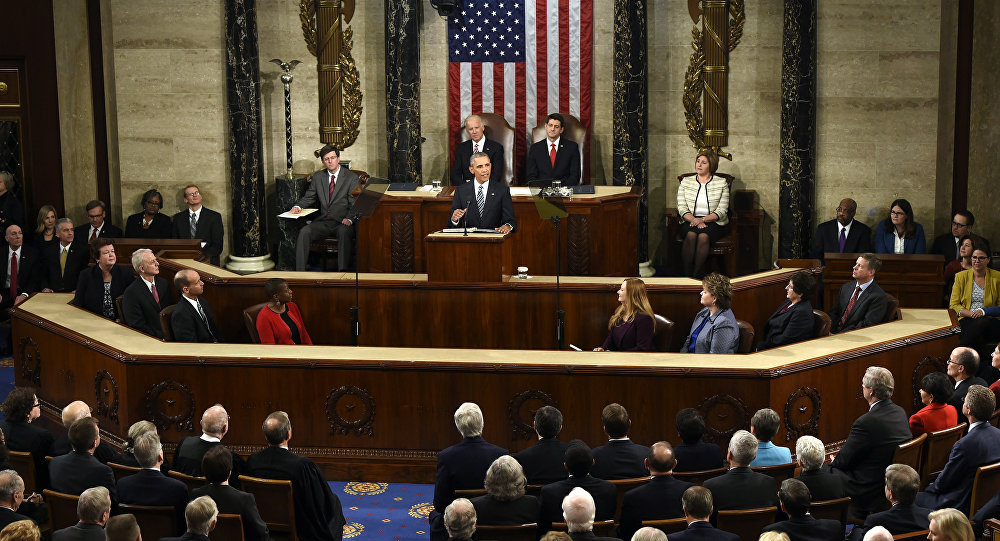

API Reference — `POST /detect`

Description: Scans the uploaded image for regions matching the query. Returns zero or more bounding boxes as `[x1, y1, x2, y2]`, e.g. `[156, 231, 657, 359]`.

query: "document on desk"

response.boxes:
[278, 209, 318, 219]
[441, 228, 504, 234]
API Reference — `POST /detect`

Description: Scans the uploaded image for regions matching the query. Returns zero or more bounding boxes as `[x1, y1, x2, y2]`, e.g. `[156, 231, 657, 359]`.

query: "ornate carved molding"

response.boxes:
[94, 370, 119, 423]
[144, 381, 196, 432]
[508, 390, 558, 440]
[326, 385, 376, 437]
[912, 356, 948, 411]
[391, 212, 415, 273]
[697, 393, 748, 444]
[567, 215, 591, 276]
[783, 386, 821, 442]
[18, 337, 40, 385]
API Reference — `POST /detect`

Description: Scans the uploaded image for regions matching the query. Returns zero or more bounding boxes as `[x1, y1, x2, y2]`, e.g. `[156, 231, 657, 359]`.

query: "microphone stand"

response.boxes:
[552, 214, 564, 350]
[462, 200, 471, 236]
[350, 213, 361, 346]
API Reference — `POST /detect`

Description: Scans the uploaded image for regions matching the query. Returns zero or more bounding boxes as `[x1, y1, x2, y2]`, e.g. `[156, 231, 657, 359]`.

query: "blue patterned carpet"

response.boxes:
[335, 481, 434, 540]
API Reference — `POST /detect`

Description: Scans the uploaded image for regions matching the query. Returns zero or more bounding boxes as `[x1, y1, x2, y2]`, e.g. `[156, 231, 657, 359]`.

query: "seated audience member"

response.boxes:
[124, 189, 172, 238]
[430, 402, 506, 541]
[256, 278, 312, 345]
[830, 366, 912, 513]
[809, 198, 873, 262]
[30, 206, 56, 251]
[676, 150, 729, 278]
[287, 148, 357, 272]
[757, 271, 815, 350]
[563, 487, 618, 541]
[192, 446, 268, 541]
[246, 411, 345, 541]
[116, 432, 189, 530]
[121, 248, 172, 339]
[668, 486, 739, 541]
[990, 344, 1000, 405]
[443, 498, 476, 541]
[944, 234, 974, 286]
[173, 405, 244, 484]
[748, 408, 792, 467]
[526, 113, 581, 187]
[950, 247, 1000, 378]
[72, 238, 134, 320]
[849, 464, 929, 540]
[48, 418, 117, 509]
[873, 199, 926, 254]
[160, 496, 218, 541]
[829, 253, 888, 333]
[116, 420, 171, 472]
[631, 527, 668, 541]
[448, 153, 516, 233]
[0, 172, 24, 231]
[514, 405, 571, 485]
[74, 200, 122, 242]
[928, 508, 974, 541]
[0, 225, 41, 315]
[171, 269, 222, 343]
[759, 534, 790, 541]
[172, 185, 224, 266]
[0, 520, 39, 541]
[538, 441, 616, 534]
[52, 486, 111, 541]
[590, 403, 650, 480]
[762, 478, 843, 541]
[0, 388, 53, 490]
[617, 442, 694, 541]
[681, 273, 739, 354]
[672, 408, 725, 472]
[451, 114, 504, 186]
[946, 347, 988, 425]
[470, 455, 539, 526]
[909, 371, 958, 436]
[863, 526, 892, 541]
[104, 514, 141, 541]
[51, 400, 121, 464]
[542, 534, 573, 541]
[933, 210, 991, 267]
[0, 471, 31, 530]
[40, 219, 88, 293]
[793, 435, 845, 501]
[703, 430, 776, 512]
[593, 278, 655, 352]
[915, 385, 1000, 514]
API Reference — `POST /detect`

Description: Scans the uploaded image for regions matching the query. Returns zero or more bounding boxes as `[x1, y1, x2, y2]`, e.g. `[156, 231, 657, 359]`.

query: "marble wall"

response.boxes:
[967, 1, 1000, 246]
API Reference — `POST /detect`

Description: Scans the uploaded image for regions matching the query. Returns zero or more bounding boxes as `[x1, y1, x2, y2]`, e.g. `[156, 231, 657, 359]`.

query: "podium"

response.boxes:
[424, 231, 514, 283]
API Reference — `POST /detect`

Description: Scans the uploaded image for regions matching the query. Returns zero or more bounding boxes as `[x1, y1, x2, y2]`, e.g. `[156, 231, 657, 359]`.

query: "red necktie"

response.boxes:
[150, 283, 160, 305]
[841, 285, 862, 324]
[89, 229, 97, 243]
[550, 143, 557, 167]
[9, 252, 17, 300]
[329, 172, 337, 198]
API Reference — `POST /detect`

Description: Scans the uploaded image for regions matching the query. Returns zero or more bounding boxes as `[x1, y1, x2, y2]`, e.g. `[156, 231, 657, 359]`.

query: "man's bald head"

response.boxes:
[646, 441, 676, 474]
[263, 411, 292, 445]
[61, 400, 91, 428]
[201, 404, 229, 437]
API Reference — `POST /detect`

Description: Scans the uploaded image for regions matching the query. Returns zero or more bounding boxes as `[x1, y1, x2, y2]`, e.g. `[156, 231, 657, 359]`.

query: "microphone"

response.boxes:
[462, 200, 471, 236]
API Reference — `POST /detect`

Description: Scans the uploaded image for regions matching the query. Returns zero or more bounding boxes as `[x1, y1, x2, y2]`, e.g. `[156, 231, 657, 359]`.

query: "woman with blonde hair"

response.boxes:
[0, 520, 40, 541]
[758, 533, 789, 541]
[594, 278, 655, 352]
[115, 420, 171, 472]
[928, 508, 973, 541]
[470, 455, 539, 525]
[31, 205, 57, 250]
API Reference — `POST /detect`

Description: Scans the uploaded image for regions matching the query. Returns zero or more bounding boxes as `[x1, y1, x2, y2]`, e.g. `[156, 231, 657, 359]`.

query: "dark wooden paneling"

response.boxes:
[823, 253, 945, 309]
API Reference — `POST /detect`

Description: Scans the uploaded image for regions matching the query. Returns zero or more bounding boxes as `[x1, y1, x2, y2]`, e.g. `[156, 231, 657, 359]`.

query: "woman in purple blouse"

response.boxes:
[594, 277, 656, 352]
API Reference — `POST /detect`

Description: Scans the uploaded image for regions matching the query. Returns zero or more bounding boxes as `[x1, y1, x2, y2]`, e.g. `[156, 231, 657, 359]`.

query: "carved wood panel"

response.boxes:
[567, 214, 591, 275]
[508, 390, 558, 440]
[390, 212, 415, 273]
[326, 385, 375, 437]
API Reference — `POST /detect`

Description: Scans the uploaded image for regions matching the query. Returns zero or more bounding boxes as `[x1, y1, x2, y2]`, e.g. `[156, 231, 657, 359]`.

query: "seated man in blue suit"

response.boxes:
[849, 464, 930, 540]
[703, 430, 776, 512]
[669, 486, 739, 541]
[539, 441, 617, 534]
[49, 418, 117, 510]
[449, 153, 515, 234]
[829, 254, 888, 333]
[514, 405, 570, 485]
[171, 269, 222, 343]
[52, 486, 111, 541]
[590, 403, 650, 480]
[673, 408, 725, 473]
[749, 408, 792, 467]
[617, 442, 694, 541]
[762, 478, 844, 541]
[160, 496, 217, 541]
[116, 432, 190, 532]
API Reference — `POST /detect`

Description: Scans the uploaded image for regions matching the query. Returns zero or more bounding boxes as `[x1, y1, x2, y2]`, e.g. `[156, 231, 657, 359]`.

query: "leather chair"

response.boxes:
[665, 173, 737, 276]
[750, 462, 795, 486]
[809, 496, 850, 525]
[884, 294, 902, 322]
[970, 461, 1000, 518]
[919, 422, 967, 486]
[610, 476, 652, 521]
[42, 489, 80, 532]
[211, 513, 245, 541]
[716, 506, 777, 541]
[108, 461, 141, 483]
[736, 319, 755, 354]
[242, 303, 267, 344]
[159, 304, 176, 341]
[119, 503, 179, 540]
[169, 470, 208, 493]
[641, 517, 688, 536]
[812, 309, 832, 338]
[7, 451, 36, 496]
[238, 475, 298, 540]
[652, 314, 675, 352]
[472, 523, 537, 541]
[530, 113, 588, 185]
[459, 113, 515, 186]
[115, 295, 125, 324]
[892, 433, 927, 473]
[307, 169, 371, 271]
[672, 466, 727, 486]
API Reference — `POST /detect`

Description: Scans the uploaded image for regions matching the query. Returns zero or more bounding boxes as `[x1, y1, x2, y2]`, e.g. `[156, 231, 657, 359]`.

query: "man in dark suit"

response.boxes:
[526, 113, 581, 186]
[703, 430, 776, 512]
[564, 487, 620, 541]
[0, 470, 32, 530]
[514, 405, 570, 485]
[448, 153, 516, 233]
[51, 400, 121, 464]
[121, 248, 172, 338]
[173, 404, 245, 486]
[830, 366, 913, 513]
[104, 514, 141, 541]
[762, 478, 843, 541]
[117, 432, 189, 531]
[74, 200, 122, 245]
[849, 464, 930, 540]
[669, 486, 739, 541]
[192, 445, 268, 541]
[48, 417, 117, 510]
[947, 347, 988, 425]
[829, 253, 888, 333]
[52, 486, 112, 541]
[160, 496, 217, 541]
[40, 218, 88, 293]
[673, 408, 725, 472]
[538, 441, 617, 534]
[171, 269, 222, 343]
[451, 114, 505, 186]
[794, 435, 846, 502]
[810, 198, 872, 262]
[171, 185, 224, 266]
[246, 411, 345, 541]
[0, 224, 41, 318]
[443, 498, 476, 541]
[289, 146, 359, 271]
[0, 171, 24, 232]
[617, 442, 694, 541]
[590, 403, 650, 480]
[931, 210, 991, 266]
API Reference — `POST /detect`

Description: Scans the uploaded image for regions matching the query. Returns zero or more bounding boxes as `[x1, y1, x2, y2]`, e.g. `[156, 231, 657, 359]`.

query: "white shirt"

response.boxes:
[546, 137, 561, 155]
[182, 294, 203, 313]
[470, 136, 485, 153]
[59, 242, 71, 254]
[141, 276, 157, 294]
[839, 221, 853, 241]
[199, 433, 221, 443]
[893, 231, 906, 254]
[189, 208, 202, 223]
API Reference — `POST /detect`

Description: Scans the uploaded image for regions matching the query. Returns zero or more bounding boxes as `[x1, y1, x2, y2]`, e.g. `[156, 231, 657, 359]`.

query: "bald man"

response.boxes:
[173, 404, 246, 487]
[810, 198, 873, 262]
[52, 401, 121, 464]
[616, 442, 694, 541]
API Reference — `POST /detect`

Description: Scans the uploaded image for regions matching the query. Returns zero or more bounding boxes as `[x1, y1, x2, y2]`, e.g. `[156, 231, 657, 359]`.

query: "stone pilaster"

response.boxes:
[385, 0, 422, 183]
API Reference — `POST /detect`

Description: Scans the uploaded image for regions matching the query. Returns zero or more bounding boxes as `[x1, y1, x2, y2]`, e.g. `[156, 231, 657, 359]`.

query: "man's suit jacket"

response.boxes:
[829, 281, 888, 333]
[124, 211, 172, 239]
[433, 436, 508, 514]
[703, 467, 776, 511]
[160, 533, 209, 541]
[469, 494, 539, 525]
[949, 377, 988, 426]
[52, 522, 106, 541]
[568, 532, 619, 541]
[449, 180, 517, 231]
[0, 506, 32, 531]
[795, 466, 847, 502]
[673, 440, 725, 472]
[48, 451, 117, 509]
[932, 232, 992, 266]
[117, 469, 189, 530]
[590, 439, 650, 480]
[538, 475, 617, 532]
[451, 138, 505, 186]
[171, 297, 222, 343]
[0, 245, 41, 310]
[851, 502, 931, 540]
[757, 300, 814, 350]
[617, 475, 694, 541]
[73, 223, 123, 242]
[810, 219, 873, 261]
[915, 422, 1000, 513]
[40, 242, 88, 293]
[830, 399, 912, 511]
[295, 168, 360, 223]
[668, 521, 740, 541]
[121, 276, 172, 338]
[762, 515, 843, 541]
[526, 138, 581, 186]
[0, 419, 54, 490]
[51, 436, 120, 465]
[71, 264, 135, 320]
[172, 437, 245, 486]
[192, 484, 269, 541]
[171, 207, 224, 265]
[514, 437, 570, 485]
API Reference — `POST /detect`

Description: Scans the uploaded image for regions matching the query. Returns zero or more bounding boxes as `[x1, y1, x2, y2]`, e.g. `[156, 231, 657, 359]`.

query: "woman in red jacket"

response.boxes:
[909, 371, 958, 436]
[255, 278, 312, 345]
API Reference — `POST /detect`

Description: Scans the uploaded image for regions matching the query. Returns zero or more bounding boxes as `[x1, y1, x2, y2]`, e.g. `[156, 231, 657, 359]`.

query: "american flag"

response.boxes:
[447, 0, 593, 184]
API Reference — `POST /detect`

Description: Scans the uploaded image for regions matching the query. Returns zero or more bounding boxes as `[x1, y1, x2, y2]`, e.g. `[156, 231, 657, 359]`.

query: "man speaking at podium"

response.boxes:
[449, 153, 516, 234]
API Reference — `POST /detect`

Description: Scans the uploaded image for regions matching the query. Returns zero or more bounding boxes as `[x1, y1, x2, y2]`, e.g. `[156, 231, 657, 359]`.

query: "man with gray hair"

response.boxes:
[104, 514, 141, 541]
[0, 470, 31, 530]
[52, 400, 121, 464]
[443, 497, 476, 541]
[562, 487, 619, 540]
[40, 218, 87, 293]
[630, 527, 668, 541]
[174, 404, 246, 485]
[946, 347, 988, 426]
[670, 486, 739, 541]
[848, 464, 929, 541]
[121, 248, 172, 338]
[862, 526, 893, 541]
[830, 366, 912, 513]
[703, 430, 776, 511]
[793, 435, 845, 501]
[430, 402, 507, 541]
[161, 495, 217, 541]
[117, 431, 189, 530]
[450, 114, 505, 186]
[52, 486, 111, 541]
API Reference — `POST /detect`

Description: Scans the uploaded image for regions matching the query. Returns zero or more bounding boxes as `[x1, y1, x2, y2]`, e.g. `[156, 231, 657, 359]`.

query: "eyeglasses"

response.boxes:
[972, 256, 990, 261]
[146, 200, 162, 207]
[952, 221, 969, 228]
[836, 207, 854, 213]
[185, 191, 201, 197]
[889, 211, 906, 217]
[87, 213, 103, 219]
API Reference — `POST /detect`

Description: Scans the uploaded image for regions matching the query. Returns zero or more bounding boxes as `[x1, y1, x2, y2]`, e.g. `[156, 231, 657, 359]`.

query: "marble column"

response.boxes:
[224, 0, 274, 273]
[778, 0, 817, 258]
[385, 0, 422, 183]
[613, 0, 649, 273]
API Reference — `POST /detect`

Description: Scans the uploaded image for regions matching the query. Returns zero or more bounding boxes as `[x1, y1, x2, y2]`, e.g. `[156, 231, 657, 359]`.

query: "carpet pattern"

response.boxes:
[335, 481, 433, 540]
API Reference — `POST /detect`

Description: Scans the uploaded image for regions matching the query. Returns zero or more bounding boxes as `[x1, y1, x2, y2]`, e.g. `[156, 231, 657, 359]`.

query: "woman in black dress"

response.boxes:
[72, 238, 134, 320]
[594, 277, 655, 352]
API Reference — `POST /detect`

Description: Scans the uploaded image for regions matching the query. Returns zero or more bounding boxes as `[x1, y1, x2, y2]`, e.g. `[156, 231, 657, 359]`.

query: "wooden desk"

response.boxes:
[358, 186, 639, 276]
[823, 253, 945, 309]
[108, 238, 203, 266]
[425, 232, 514, 282]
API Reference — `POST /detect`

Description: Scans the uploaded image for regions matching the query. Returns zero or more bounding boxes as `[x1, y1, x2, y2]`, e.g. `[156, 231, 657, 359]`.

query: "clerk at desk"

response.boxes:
[449, 153, 516, 234]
